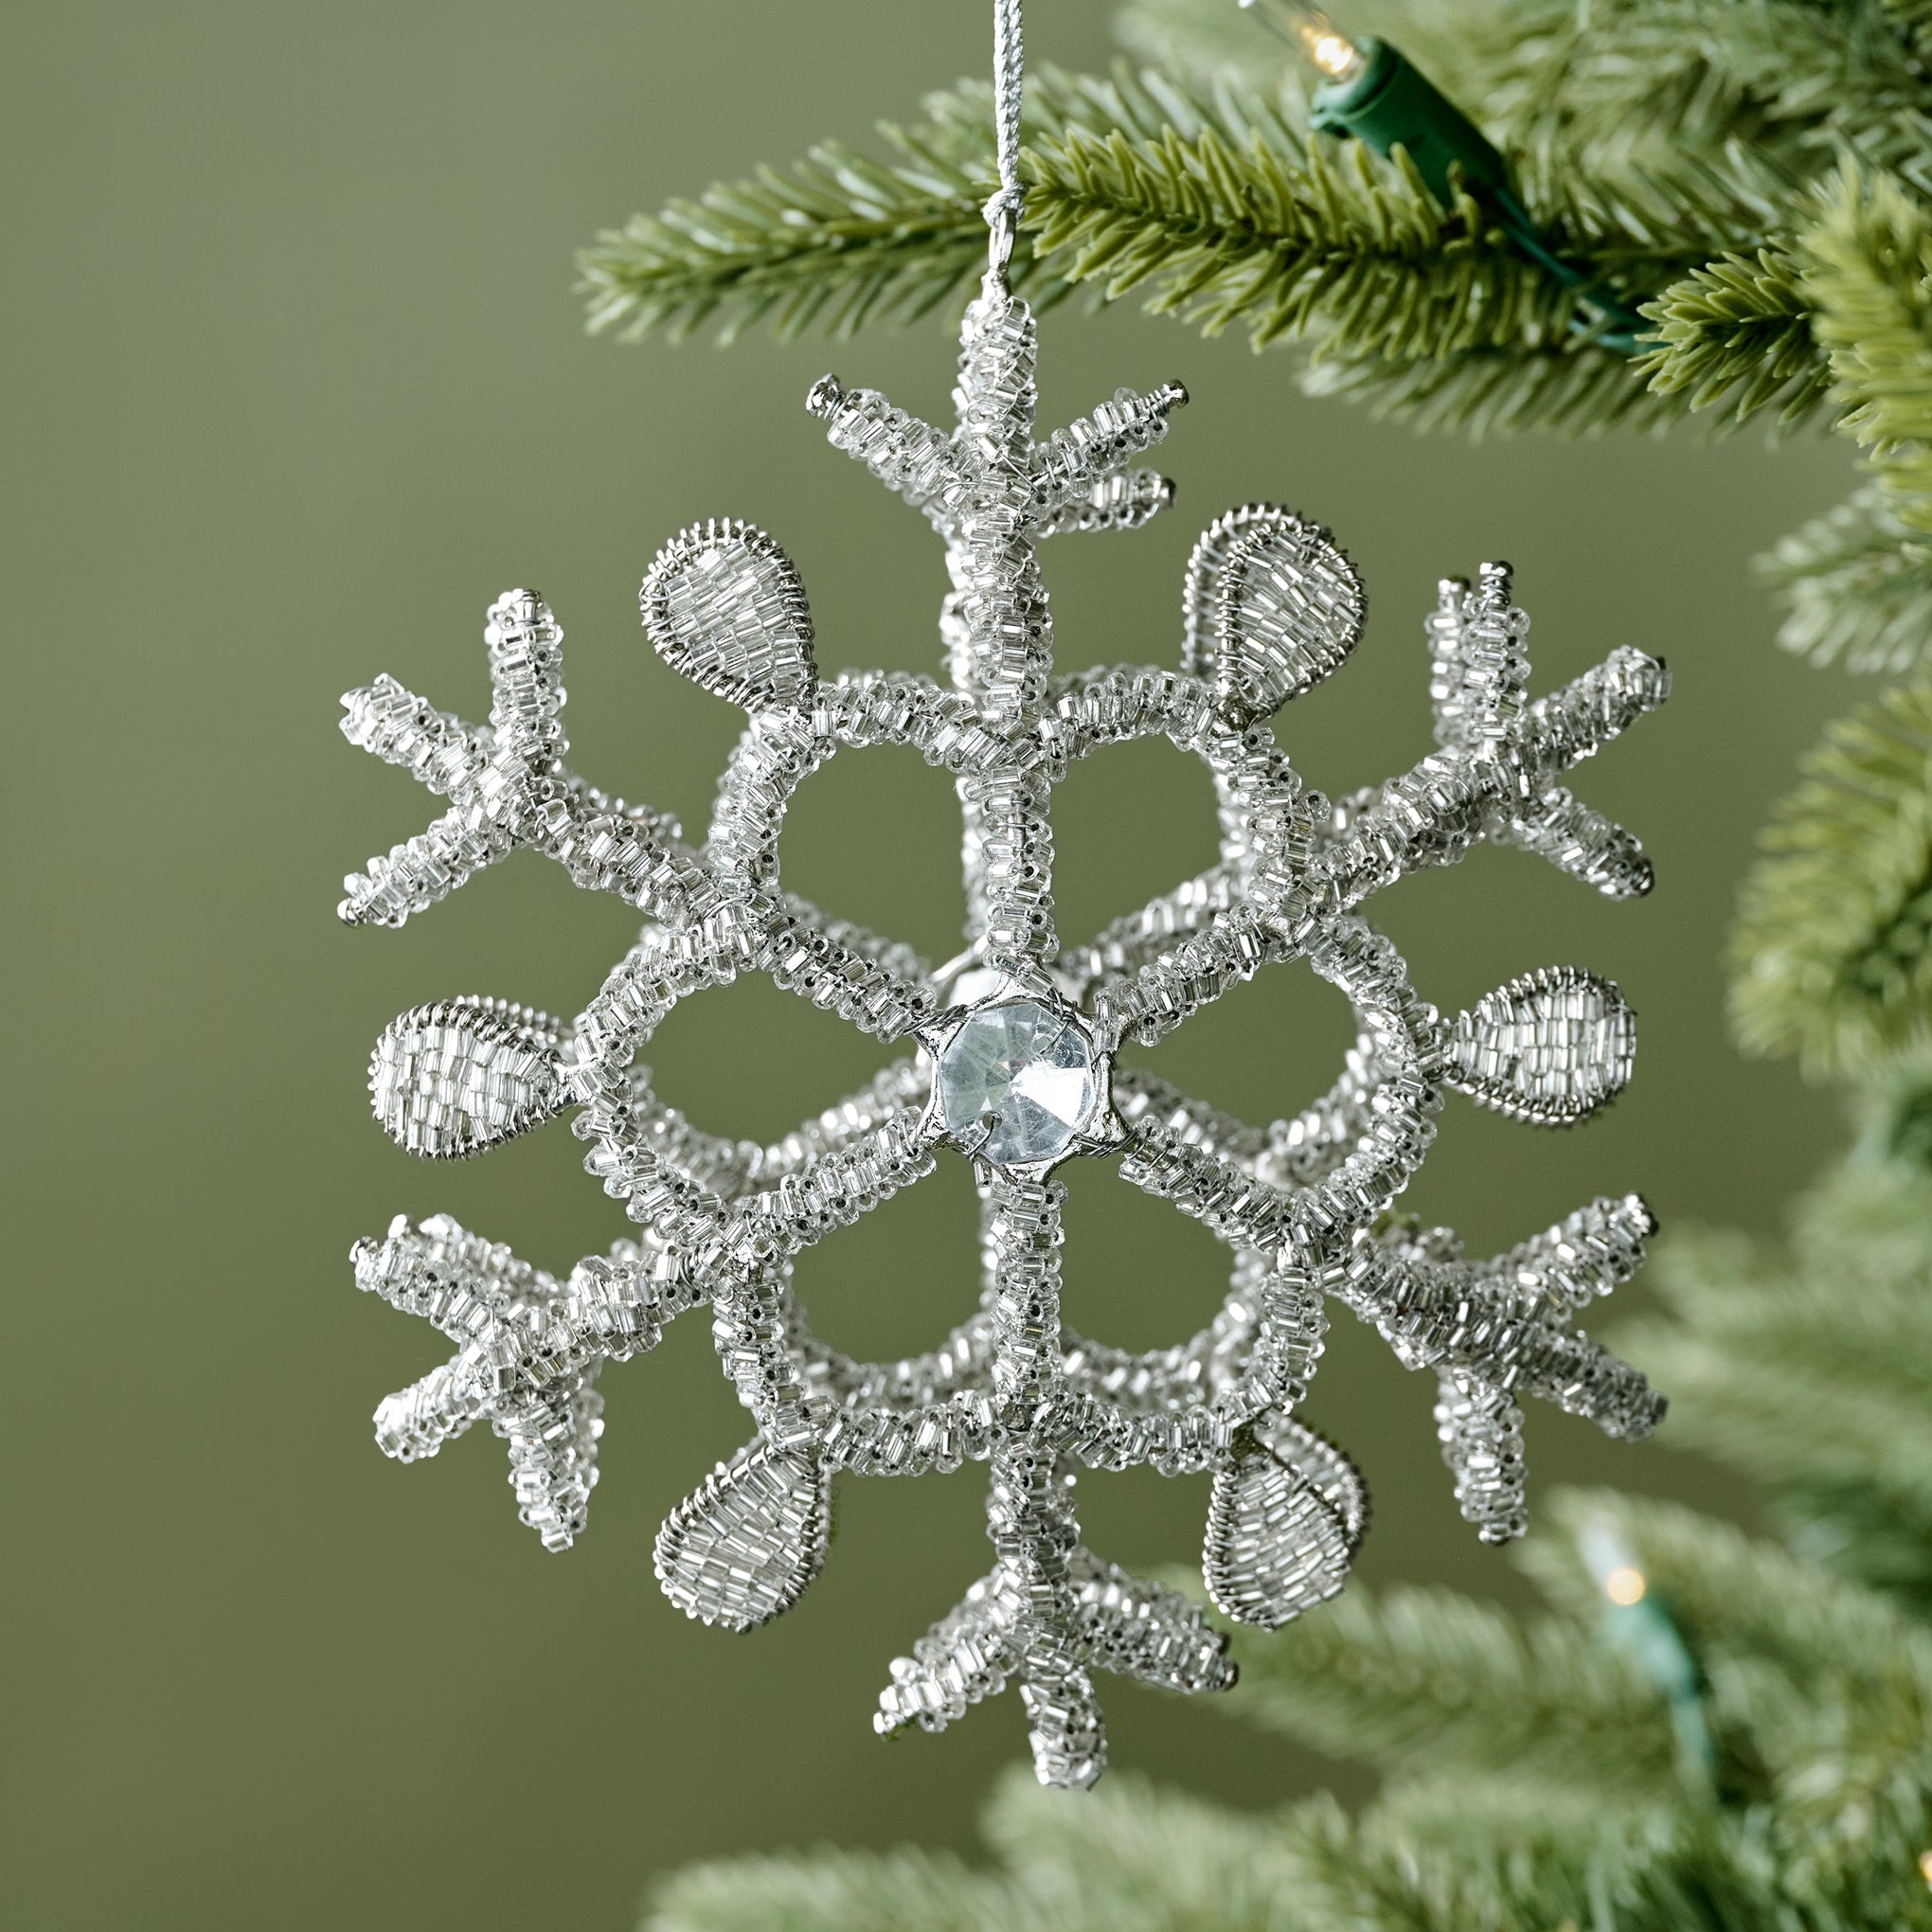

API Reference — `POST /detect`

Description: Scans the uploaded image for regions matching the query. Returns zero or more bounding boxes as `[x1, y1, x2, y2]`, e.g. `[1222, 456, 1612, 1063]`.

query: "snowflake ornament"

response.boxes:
[337, 52, 1668, 1785]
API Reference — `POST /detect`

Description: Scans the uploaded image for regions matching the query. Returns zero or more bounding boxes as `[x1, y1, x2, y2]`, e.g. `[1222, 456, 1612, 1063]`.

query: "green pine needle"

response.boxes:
[1520, 1491, 1932, 1883]
[585, 42, 1932, 456]
[1803, 165, 1932, 528]
[581, 67, 1607, 358]
[1024, 116, 1578, 354]
[1300, 336, 1682, 438]
[578, 81, 1013, 346]
[1730, 678, 1932, 1074]
[1760, 485, 1932, 671]
[1637, 246, 1831, 432]
[642, 1768, 1303, 1932]
[1226, 1577, 1678, 1795]
[1780, 1476, 1932, 1620]
[581, 64, 1791, 422]
[645, 1846, 1026, 1932]
[1291, 1784, 1932, 1932]
[1622, 1156, 1932, 1611]
[1627, 1222, 1932, 1513]
[1502, 0, 1932, 188]
[980, 1768, 1302, 1929]
[579, 69, 1208, 346]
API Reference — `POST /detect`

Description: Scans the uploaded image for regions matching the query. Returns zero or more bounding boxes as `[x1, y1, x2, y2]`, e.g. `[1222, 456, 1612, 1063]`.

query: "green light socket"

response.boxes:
[1309, 37, 1511, 209]
[1308, 35, 1646, 349]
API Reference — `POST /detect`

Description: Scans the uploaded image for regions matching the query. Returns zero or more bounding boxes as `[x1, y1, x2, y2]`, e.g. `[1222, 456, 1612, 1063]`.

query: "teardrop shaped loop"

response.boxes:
[654, 1439, 832, 1631]
[1447, 964, 1636, 1127]
[641, 519, 817, 711]
[369, 998, 564, 1158]
[1182, 503, 1365, 722]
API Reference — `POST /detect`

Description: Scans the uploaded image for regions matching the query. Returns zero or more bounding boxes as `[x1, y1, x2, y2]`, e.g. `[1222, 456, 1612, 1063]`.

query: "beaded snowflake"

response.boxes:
[338, 266, 1668, 1789]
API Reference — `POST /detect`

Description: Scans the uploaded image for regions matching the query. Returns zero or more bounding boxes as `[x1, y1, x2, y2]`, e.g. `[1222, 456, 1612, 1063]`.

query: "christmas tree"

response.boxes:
[577, 0, 1932, 1920]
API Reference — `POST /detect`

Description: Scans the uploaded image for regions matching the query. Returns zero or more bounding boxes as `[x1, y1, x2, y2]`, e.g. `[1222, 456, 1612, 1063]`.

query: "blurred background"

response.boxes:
[1, 1, 1866, 1925]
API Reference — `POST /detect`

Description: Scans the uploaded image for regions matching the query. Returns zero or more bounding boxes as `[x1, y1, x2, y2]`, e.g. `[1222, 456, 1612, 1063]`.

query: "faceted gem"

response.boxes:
[941, 962, 1008, 1010]
[936, 999, 1099, 1166]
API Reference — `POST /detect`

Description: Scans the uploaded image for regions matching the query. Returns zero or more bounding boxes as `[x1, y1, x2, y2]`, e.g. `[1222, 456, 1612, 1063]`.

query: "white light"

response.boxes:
[1604, 1565, 1647, 1606]
[1239, 0, 1367, 82]
[1310, 32, 1357, 77]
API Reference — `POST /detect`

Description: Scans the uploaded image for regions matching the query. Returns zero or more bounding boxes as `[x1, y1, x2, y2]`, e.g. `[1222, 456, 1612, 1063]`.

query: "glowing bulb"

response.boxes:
[1238, 0, 1368, 83]
[1309, 31, 1357, 77]
[1604, 1565, 1647, 1606]
[1919, 1849, 1932, 1888]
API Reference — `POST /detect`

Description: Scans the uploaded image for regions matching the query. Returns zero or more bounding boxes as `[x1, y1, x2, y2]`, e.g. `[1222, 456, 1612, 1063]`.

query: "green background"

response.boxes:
[1, 2, 1865, 1925]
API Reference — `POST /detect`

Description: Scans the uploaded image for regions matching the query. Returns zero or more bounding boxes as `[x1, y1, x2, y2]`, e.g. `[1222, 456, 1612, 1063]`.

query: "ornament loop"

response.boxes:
[984, 0, 1025, 281]
[983, 188, 1020, 278]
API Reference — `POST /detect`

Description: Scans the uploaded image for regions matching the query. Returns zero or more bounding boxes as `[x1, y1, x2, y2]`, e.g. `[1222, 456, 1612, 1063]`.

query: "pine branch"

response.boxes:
[1281, 1789, 1575, 1932]
[1508, 0, 1932, 188]
[1636, 246, 1832, 432]
[1622, 1157, 1932, 1611]
[1729, 678, 1932, 1074]
[1128, 0, 1932, 188]
[582, 67, 1613, 358]
[579, 68, 1228, 345]
[1299, 337, 1683, 438]
[1803, 164, 1932, 526]
[1368, 1768, 1671, 1851]
[1026, 89, 1790, 374]
[1623, 1164, 1932, 1516]
[642, 1769, 1306, 1932]
[579, 81, 1014, 345]
[1519, 1492, 1932, 1874]
[581, 6, 1932, 461]
[1760, 484, 1932, 671]
[644, 1846, 1031, 1932]
[980, 1766, 1303, 1929]
[1291, 1784, 1932, 1932]
[1284, 1786, 1695, 1932]
[1226, 1577, 1679, 1794]
[1025, 119, 1573, 354]
[1780, 1476, 1932, 1619]
[585, 63, 1827, 442]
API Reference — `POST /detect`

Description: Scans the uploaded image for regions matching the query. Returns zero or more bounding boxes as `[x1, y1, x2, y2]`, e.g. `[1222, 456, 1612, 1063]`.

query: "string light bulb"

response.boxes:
[1578, 1515, 1715, 1781]
[1238, 0, 1366, 81]
[1919, 1849, 1932, 1890]
[1603, 1565, 1647, 1606]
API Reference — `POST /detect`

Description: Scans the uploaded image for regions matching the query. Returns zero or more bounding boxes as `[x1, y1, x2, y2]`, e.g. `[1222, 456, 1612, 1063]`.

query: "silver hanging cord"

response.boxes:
[983, 0, 1025, 277]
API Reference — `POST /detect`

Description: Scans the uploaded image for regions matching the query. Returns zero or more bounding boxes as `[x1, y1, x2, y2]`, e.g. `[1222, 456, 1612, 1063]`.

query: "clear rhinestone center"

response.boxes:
[935, 998, 1099, 1166]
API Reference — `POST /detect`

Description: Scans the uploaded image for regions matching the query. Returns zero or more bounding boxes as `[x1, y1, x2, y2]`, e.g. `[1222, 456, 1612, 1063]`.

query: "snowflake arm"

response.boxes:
[338, 668, 695, 929]
[1035, 467, 1174, 536]
[1320, 640, 1669, 911]
[1029, 380, 1189, 519]
[352, 1211, 662, 1549]
[340, 592, 938, 1046]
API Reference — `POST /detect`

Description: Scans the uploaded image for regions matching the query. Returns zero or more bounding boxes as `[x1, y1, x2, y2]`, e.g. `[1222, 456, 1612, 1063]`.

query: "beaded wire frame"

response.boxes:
[335, 3, 1669, 1790]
